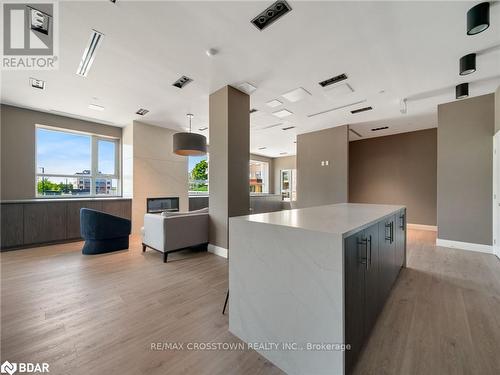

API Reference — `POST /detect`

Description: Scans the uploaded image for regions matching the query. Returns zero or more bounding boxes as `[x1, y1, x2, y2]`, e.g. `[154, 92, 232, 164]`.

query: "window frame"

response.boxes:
[35, 124, 121, 198]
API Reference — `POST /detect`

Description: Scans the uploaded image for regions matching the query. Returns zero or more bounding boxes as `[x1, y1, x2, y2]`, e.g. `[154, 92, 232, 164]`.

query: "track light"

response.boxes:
[467, 2, 490, 35]
[456, 83, 469, 99]
[459, 53, 476, 75]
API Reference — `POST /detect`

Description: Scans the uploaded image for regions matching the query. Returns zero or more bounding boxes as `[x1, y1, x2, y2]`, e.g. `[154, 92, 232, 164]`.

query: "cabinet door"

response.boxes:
[364, 223, 381, 336]
[66, 201, 102, 239]
[1, 204, 24, 249]
[394, 210, 406, 270]
[23, 202, 67, 245]
[101, 200, 131, 219]
[378, 217, 395, 301]
[344, 232, 367, 374]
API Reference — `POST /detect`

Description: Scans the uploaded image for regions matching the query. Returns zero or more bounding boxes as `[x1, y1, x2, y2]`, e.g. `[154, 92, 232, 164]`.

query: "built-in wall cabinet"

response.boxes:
[0, 199, 131, 250]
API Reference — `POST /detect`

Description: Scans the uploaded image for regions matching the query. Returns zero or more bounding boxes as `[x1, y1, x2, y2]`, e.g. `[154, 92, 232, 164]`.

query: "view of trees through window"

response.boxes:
[188, 155, 208, 193]
[36, 127, 120, 197]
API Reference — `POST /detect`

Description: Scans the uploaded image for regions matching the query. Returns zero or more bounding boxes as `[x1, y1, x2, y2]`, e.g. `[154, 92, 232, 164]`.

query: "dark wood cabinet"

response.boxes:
[1, 199, 132, 250]
[344, 209, 406, 374]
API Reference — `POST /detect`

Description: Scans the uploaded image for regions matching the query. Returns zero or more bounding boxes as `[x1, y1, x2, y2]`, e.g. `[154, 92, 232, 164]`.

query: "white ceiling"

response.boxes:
[1, 1, 500, 157]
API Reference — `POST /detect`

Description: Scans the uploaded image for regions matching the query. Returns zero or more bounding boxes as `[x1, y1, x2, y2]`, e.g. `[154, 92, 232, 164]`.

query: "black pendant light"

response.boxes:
[467, 2, 490, 35]
[459, 53, 476, 75]
[456, 83, 469, 99]
[173, 114, 207, 156]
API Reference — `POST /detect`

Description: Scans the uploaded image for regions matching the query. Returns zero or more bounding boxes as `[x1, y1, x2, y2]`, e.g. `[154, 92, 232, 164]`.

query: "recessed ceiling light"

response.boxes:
[459, 53, 476, 75]
[88, 104, 104, 111]
[266, 99, 283, 108]
[282, 125, 295, 130]
[281, 87, 311, 102]
[76, 30, 104, 77]
[236, 82, 257, 95]
[136, 108, 149, 116]
[198, 127, 208, 131]
[172, 76, 193, 89]
[29, 78, 45, 90]
[467, 2, 489, 35]
[273, 109, 293, 118]
[251, 1, 292, 31]
[319, 73, 348, 88]
[456, 83, 469, 99]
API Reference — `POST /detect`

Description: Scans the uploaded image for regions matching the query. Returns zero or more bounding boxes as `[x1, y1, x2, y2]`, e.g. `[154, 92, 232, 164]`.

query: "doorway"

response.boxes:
[494, 131, 500, 259]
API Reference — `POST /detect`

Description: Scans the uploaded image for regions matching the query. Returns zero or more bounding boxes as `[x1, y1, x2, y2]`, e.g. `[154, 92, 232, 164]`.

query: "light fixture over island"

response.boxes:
[229, 203, 406, 375]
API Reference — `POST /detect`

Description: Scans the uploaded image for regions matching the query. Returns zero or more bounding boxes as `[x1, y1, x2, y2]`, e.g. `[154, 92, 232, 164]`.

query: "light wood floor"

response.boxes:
[1, 230, 499, 375]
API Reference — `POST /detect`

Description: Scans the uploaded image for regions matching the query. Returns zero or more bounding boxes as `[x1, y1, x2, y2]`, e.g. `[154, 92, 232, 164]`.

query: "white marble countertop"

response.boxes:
[232, 203, 404, 237]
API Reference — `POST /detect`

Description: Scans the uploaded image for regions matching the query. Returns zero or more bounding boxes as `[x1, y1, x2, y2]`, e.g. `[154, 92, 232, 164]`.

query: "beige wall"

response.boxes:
[296, 125, 348, 208]
[349, 129, 437, 226]
[273, 155, 296, 195]
[209, 86, 249, 249]
[495, 85, 500, 134]
[437, 94, 495, 245]
[130, 121, 188, 234]
[250, 153, 274, 194]
[0, 104, 121, 200]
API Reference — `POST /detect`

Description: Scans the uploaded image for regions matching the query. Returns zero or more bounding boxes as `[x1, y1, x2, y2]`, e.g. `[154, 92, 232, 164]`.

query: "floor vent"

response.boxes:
[371, 126, 388, 131]
[172, 76, 193, 89]
[251, 1, 292, 31]
[319, 73, 348, 87]
[351, 106, 373, 114]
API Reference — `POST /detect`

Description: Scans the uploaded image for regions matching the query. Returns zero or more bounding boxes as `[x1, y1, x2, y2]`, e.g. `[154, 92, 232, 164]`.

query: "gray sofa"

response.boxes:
[141, 208, 209, 262]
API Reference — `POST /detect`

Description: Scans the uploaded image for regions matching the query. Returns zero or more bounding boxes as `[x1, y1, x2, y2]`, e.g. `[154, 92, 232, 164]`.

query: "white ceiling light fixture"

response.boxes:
[88, 104, 104, 111]
[400, 98, 408, 114]
[266, 99, 283, 108]
[272, 109, 293, 118]
[323, 83, 354, 98]
[236, 82, 257, 95]
[206, 48, 218, 57]
[281, 87, 311, 102]
[29, 78, 45, 90]
[76, 30, 104, 77]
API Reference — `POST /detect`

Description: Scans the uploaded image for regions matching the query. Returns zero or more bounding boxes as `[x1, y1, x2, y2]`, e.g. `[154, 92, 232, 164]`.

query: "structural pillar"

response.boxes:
[208, 86, 250, 253]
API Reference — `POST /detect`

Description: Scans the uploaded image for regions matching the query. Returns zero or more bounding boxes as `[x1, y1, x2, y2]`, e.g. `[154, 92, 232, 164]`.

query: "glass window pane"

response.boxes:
[36, 176, 90, 197]
[98, 140, 116, 175]
[95, 178, 119, 196]
[188, 155, 208, 193]
[36, 128, 91, 175]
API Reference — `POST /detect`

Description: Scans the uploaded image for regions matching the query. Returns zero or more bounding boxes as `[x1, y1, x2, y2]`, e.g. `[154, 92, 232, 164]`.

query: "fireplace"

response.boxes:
[146, 197, 179, 214]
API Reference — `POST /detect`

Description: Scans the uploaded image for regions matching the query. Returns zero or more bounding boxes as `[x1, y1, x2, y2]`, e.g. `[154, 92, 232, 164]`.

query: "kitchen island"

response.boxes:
[228, 203, 406, 375]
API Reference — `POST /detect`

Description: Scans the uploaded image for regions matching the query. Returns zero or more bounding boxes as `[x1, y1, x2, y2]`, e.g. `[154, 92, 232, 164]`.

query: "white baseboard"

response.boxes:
[407, 223, 437, 231]
[208, 244, 228, 258]
[436, 238, 493, 254]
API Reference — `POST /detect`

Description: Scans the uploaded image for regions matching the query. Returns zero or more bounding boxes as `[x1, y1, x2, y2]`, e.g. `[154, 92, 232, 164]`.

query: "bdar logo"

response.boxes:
[0, 361, 17, 375]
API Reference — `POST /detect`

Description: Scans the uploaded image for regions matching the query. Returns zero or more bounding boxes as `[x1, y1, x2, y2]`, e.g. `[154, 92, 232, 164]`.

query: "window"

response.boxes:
[36, 126, 120, 197]
[249, 160, 269, 193]
[188, 155, 208, 195]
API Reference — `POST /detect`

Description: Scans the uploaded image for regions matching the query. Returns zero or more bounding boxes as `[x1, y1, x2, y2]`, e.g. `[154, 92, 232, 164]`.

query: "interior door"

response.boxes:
[494, 132, 500, 259]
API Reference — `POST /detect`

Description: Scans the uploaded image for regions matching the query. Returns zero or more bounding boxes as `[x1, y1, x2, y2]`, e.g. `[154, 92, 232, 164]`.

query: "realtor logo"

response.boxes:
[2, 2, 58, 69]
[0, 361, 17, 375]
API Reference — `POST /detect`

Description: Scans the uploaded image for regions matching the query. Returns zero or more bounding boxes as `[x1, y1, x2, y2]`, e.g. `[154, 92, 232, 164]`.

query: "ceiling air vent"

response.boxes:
[351, 106, 373, 114]
[371, 126, 388, 132]
[250, 108, 258, 113]
[172, 76, 193, 89]
[76, 30, 104, 77]
[251, 1, 292, 31]
[136, 108, 149, 116]
[319, 73, 348, 88]
[282, 126, 295, 131]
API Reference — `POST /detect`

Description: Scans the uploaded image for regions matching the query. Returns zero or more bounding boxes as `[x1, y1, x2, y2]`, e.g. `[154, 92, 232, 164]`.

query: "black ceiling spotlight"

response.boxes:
[251, 1, 292, 31]
[467, 2, 490, 35]
[456, 83, 469, 99]
[459, 53, 476, 75]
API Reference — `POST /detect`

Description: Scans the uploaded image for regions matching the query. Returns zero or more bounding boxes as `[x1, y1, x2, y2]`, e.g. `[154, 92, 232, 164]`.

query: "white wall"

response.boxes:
[130, 121, 188, 234]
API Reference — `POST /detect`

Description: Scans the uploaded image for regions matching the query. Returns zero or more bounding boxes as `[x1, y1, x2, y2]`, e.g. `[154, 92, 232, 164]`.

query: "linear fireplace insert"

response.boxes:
[146, 197, 180, 214]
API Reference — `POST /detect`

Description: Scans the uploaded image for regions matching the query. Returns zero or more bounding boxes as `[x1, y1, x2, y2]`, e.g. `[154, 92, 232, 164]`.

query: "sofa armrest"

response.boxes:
[164, 213, 209, 251]
[143, 214, 167, 252]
